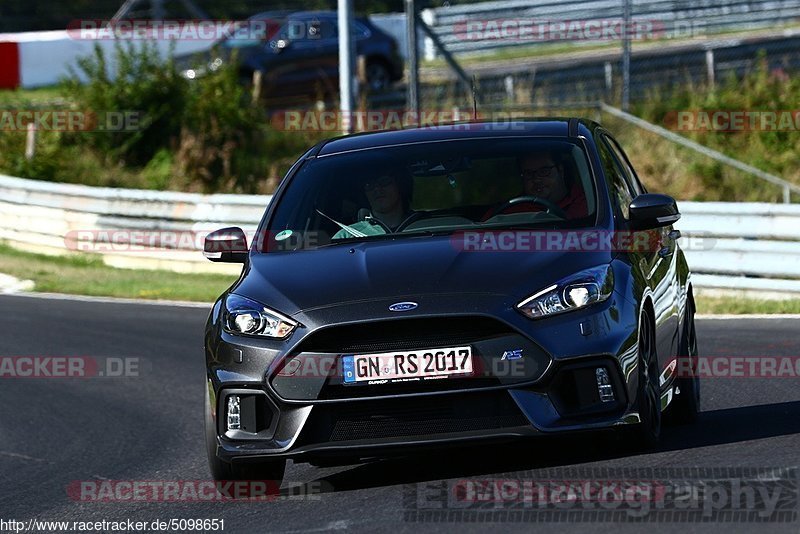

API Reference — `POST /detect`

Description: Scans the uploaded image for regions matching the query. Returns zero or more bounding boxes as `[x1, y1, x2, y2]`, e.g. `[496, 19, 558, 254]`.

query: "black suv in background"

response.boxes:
[177, 11, 403, 104]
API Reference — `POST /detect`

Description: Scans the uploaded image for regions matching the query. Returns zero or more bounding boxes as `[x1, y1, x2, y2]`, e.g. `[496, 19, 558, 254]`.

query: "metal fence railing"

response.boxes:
[421, 0, 800, 58]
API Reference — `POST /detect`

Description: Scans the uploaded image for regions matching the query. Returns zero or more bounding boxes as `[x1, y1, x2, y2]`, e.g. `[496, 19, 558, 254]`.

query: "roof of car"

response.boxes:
[316, 118, 599, 156]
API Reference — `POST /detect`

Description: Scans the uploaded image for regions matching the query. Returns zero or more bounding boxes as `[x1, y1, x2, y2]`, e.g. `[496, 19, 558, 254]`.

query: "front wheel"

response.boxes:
[666, 296, 700, 424]
[632, 313, 661, 449]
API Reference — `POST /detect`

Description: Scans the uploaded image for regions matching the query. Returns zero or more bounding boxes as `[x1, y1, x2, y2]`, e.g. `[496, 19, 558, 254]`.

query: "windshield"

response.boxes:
[262, 137, 597, 252]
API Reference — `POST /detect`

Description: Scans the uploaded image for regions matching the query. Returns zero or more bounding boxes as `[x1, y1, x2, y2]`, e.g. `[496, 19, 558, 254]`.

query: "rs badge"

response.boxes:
[501, 349, 523, 361]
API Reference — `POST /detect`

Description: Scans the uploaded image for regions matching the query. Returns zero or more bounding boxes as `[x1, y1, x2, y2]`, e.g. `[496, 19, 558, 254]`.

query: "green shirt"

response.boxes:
[332, 221, 388, 240]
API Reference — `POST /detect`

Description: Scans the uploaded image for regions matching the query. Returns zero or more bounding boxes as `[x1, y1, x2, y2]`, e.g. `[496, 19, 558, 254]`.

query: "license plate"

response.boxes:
[342, 346, 473, 384]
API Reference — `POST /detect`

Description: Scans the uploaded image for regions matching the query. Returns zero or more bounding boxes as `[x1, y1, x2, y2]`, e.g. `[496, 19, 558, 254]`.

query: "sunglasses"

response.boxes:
[363, 175, 395, 192]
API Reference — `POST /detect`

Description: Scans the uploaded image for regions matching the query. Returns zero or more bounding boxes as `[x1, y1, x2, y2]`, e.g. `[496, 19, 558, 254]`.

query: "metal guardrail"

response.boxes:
[0, 174, 268, 274]
[677, 202, 800, 295]
[1, 173, 800, 294]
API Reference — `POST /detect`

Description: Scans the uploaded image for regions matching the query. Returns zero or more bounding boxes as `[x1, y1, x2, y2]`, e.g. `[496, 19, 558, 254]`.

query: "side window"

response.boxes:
[605, 136, 645, 195]
[597, 138, 634, 219]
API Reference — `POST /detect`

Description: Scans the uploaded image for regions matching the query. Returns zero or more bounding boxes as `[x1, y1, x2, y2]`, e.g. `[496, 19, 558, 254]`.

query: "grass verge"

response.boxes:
[2, 244, 800, 313]
[0, 243, 236, 302]
[696, 296, 800, 315]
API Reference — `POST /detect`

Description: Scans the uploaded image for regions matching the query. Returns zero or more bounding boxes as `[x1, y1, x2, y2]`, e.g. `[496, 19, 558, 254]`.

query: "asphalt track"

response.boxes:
[1, 292, 800, 533]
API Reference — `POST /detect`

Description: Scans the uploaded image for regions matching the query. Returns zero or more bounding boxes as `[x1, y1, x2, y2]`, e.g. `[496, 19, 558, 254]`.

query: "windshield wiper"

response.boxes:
[315, 209, 368, 238]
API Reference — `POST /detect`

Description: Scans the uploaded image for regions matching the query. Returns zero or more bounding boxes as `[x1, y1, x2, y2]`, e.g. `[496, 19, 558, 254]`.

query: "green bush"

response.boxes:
[608, 52, 800, 201]
[0, 41, 330, 193]
[63, 41, 189, 167]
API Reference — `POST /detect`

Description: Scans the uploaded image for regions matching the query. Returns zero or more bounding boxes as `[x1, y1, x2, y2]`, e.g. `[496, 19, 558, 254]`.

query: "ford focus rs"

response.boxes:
[203, 119, 700, 483]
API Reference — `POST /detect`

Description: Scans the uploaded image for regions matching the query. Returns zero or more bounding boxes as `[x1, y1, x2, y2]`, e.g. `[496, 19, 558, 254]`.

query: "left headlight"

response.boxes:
[222, 294, 298, 339]
[517, 265, 614, 319]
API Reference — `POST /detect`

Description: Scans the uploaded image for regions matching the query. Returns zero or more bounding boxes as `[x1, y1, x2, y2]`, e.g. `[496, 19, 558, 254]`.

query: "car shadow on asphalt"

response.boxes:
[285, 400, 800, 496]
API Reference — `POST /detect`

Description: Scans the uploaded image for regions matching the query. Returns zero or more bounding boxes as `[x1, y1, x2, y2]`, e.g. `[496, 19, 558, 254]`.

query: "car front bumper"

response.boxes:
[205, 289, 650, 464]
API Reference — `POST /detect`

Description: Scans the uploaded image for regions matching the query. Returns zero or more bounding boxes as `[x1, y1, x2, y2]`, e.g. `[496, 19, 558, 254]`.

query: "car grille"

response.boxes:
[300, 390, 530, 444]
[295, 316, 513, 354]
[330, 413, 529, 441]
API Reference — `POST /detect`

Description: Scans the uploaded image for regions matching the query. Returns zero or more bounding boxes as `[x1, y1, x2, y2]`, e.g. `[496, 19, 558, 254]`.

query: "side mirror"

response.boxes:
[204, 227, 248, 263]
[628, 194, 680, 230]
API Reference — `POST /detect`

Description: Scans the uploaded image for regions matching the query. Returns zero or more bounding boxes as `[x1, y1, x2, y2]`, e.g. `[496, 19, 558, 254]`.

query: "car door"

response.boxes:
[601, 132, 680, 377]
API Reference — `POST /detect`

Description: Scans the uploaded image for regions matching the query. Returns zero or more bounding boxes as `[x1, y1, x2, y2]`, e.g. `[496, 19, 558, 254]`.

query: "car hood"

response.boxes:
[233, 235, 612, 316]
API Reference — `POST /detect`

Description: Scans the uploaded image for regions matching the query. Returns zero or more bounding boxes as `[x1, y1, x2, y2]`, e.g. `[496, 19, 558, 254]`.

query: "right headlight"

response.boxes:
[516, 265, 614, 319]
[222, 294, 298, 339]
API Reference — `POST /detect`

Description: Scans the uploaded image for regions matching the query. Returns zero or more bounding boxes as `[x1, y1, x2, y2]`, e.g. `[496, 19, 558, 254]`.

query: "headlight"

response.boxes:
[517, 265, 614, 319]
[222, 294, 298, 338]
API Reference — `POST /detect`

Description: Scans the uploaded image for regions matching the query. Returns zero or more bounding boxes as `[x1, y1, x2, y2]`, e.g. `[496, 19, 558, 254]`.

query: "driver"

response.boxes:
[483, 151, 587, 220]
[332, 169, 413, 239]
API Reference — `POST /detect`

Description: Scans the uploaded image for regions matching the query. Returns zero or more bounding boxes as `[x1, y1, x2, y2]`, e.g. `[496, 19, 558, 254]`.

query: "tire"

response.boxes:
[205, 384, 286, 485]
[632, 312, 662, 449]
[666, 296, 700, 424]
[365, 60, 391, 93]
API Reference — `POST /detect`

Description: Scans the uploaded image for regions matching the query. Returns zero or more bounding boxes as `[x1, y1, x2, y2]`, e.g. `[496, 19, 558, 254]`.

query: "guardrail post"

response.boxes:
[25, 123, 36, 161]
[504, 75, 514, 101]
[706, 49, 715, 88]
[784, 185, 791, 204]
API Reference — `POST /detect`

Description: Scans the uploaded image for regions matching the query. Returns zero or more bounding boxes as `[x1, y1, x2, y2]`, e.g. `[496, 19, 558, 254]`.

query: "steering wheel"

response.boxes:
[484, 195, 567, 220]
[393, 211, 428, 233]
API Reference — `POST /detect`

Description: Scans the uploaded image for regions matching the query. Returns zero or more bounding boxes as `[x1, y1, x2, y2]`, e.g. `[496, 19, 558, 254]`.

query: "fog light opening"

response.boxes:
[227, 395, 241, 431]
[595, 367, 615, 403]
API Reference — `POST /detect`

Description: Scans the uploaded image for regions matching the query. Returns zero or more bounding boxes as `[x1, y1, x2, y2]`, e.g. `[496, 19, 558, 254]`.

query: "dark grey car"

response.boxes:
[202, 119, 700, 486]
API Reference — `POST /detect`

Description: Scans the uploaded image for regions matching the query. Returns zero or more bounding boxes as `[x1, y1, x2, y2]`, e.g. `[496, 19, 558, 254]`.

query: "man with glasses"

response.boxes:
[484, 152, 587, 220]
